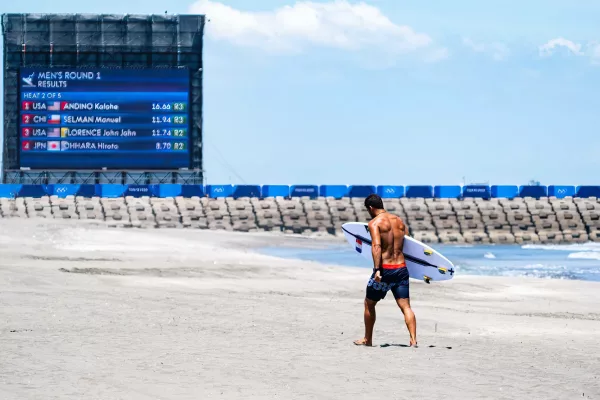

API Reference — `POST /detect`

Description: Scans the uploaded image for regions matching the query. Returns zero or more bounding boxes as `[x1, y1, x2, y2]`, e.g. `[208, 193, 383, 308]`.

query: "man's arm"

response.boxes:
[370, 221, 382, 271]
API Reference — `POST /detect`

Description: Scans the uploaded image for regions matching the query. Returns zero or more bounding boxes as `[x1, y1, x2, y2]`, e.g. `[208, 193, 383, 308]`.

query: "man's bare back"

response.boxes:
[368, 211, 408, 268]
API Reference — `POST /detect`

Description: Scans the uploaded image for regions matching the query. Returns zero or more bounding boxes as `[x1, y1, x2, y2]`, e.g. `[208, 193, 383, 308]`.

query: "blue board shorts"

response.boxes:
[366, 264, 410, 302]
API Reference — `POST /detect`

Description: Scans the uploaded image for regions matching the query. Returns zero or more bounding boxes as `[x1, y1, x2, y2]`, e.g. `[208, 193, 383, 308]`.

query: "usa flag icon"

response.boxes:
[355, 239, 362, 253]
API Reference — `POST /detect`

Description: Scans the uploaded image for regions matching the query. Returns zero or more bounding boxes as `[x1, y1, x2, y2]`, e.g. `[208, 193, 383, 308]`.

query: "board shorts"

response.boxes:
[366, 264, 409, 302]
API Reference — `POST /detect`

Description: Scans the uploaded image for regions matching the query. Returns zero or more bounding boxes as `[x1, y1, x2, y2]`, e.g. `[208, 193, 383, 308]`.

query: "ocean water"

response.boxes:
[260, 242, 600, 282]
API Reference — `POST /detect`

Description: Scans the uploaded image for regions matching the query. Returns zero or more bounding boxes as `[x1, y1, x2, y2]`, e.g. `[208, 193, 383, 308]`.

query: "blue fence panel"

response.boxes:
[149, 184, 182, 198]
[548, 185, 575, 198]
[261, 185, 289, 198]
[463, 185, 491, 199]
[123, 185, 152, 198]
[491, 185, 518, 198]
[405, 185, 433, 198]
[46, 184, 81, 198]
[3, 183, 594, 199]
[206, 185, 233, 198]
[319, 185, 348, 198]
[348, 185, 376, 198]
[434, 185, 461, 198]
[377, 185, 404, 198]
[290, 185, 318, 198]
[232, 185, 261, 198]
[180, 185, 205, 198]
[519, 185, 547, 199]
[77, 185, 97, 198]
[97, 184, 127, 198]
[0, 184, 22, 198]
[576, 186, 600, 198]
[18, 185, 47, 198]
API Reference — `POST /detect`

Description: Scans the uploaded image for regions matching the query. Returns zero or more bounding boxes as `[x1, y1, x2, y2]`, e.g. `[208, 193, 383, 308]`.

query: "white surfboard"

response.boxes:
[341, 222, 455, 283]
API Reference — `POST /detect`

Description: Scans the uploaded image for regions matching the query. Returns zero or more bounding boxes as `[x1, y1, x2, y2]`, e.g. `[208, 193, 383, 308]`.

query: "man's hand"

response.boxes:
[373, 269, 382, 283]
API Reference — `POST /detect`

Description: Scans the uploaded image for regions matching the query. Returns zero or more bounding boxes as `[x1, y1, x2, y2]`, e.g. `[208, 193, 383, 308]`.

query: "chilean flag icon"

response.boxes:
[48, 115, 61, 124]
[355, 238, 362, 253]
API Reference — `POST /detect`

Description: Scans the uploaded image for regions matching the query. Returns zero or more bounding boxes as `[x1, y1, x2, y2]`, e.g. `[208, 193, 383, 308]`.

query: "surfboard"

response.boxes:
[341, 222, 455, 283]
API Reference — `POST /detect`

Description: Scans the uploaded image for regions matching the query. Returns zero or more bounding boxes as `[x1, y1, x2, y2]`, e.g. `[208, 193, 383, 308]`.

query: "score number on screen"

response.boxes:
[152, 102, 187, 111]
[156, 142, 186, 151]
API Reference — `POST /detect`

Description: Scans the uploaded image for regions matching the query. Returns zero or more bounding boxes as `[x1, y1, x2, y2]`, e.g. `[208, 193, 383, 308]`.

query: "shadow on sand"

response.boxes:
[380, 344, 452, 349]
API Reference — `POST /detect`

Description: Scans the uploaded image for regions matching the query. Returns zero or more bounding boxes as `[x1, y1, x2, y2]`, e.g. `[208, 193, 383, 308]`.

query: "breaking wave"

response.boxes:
[522, 243, 600, 252]
[567, 252, 600, 260]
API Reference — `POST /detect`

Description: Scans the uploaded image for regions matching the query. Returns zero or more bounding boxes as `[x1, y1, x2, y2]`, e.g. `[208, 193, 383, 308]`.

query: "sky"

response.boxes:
[1, 0, 600, 186]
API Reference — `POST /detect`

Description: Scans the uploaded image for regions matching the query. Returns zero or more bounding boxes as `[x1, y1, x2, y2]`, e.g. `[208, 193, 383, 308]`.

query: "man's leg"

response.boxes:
[355, 275, 385, 346]
[354, 298, 378, 346]
[396, 297, 417, 346]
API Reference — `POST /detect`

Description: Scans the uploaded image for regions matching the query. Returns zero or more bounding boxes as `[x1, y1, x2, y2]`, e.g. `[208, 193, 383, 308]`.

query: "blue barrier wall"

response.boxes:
[19, 185, 48, 198]
[46, 184, 82, 198]
[206, 185, 233, 198]
[149, 184, 182, 198]
[290, 185, 318, 198]
[519, 185, 547, 199]
[97, 184, 127, 198]
[406, 186, 433, 198]
[576, 186, 600, 198]
[434, 185, 461, 198]
[261, 185, 289, 198]
[463, 185, 491, 199]
[548, 185, 575, 199]
[232, 185, 261, 198]
[77, 185, 97, 198]
[319, 185, 348, 198]
[0, 184, 597, 199]
[0, 184, 21, 198]
[181, 185, 205, 198]
[124, 185, 152, 198]
[377, 186, 404, 198]
[491, 185, 518, 199]
[348, 185, 376, 198]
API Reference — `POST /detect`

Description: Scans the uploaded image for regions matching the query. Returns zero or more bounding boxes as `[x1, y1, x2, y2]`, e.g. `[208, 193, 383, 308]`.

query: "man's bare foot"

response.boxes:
[354, 338, 373, 346]
[410, 340, 418, 348]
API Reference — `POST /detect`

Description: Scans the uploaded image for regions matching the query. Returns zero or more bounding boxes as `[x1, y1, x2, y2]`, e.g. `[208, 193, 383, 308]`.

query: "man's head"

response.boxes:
[364, 193, 384, 218]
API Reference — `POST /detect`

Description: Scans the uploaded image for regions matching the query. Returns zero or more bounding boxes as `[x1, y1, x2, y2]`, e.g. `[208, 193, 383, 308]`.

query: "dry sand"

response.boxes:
[1, 219, 599, 399]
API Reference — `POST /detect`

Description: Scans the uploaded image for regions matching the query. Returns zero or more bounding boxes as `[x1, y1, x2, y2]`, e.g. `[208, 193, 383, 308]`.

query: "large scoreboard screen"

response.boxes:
[19, 68, 191, 170]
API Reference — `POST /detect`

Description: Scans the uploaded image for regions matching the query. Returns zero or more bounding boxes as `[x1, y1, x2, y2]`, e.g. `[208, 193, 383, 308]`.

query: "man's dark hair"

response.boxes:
[364, 193, 384, 210]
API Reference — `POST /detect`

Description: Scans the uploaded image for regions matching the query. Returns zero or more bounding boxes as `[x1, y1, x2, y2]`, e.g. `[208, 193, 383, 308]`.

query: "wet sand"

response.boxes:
[1, 219, 599, 399]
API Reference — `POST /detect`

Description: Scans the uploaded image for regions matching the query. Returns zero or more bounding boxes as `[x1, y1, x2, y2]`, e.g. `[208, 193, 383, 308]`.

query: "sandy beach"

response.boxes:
[1, 219, 599, 399]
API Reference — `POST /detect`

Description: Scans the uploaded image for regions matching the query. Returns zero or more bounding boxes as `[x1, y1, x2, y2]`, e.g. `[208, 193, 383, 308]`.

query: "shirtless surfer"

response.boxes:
[354, 194, 417, 347]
